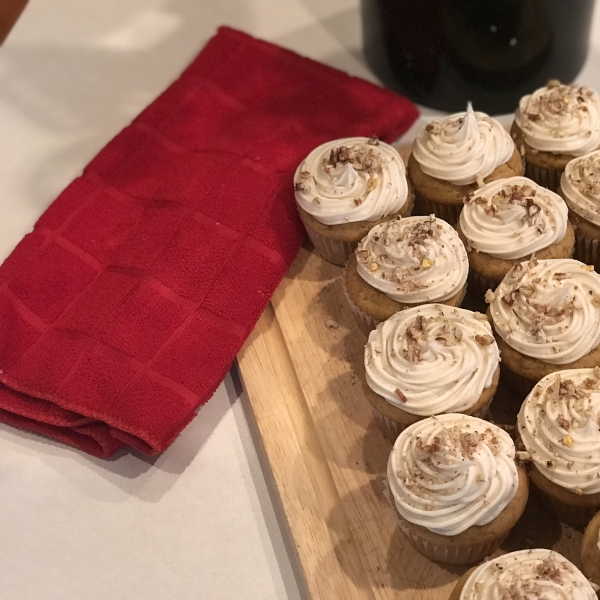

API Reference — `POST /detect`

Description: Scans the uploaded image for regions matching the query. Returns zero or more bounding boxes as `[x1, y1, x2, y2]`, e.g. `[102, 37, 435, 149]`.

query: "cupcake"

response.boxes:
[294, 137, 412, 265]
[582, 510, 600, 587]
[559, 150, 600, 269]
[363, 304, 500, 443]
[408, 103, 522, 224]
[517, 369, 600, 526]
[487, 257, 600, 395]
[344, 214, 468, 334]
[387, 414, 528, 565]
[449, 549, 598, 599]
[457, 176, 574, 297]
[511, 81, 600, 191]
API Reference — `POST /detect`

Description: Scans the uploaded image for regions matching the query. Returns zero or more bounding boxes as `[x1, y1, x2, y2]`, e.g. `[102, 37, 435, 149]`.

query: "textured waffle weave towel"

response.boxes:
[0, 27, 418, 457]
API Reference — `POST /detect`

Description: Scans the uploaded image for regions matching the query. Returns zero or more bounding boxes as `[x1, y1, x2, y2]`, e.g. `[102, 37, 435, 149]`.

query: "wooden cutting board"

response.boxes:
[236, 147, 583, 599]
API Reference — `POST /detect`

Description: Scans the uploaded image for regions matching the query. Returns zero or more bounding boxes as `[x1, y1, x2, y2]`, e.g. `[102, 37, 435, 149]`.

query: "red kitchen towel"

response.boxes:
[0, 27, 418, 457]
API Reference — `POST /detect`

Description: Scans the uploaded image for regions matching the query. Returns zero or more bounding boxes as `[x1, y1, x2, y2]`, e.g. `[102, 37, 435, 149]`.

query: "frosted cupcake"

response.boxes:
[487, 257, 600, 394]
[387, 414, 528, 565]
[457, 176, 574, 297]
[517, 369, 600, 526]
[363, 305, 500, 442]
[344, 215, 468, 333]
[511, 81, 600, 191]
[408, 103, 522, 224]
[559, 150, 600, 268]
[294, 137, 412, 265]
[449, 549, 598, 599]
[582, 510, 600, 587]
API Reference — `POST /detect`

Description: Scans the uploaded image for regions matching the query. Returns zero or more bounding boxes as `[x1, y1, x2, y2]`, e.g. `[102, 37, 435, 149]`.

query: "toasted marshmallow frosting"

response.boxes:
[355, 215, 468, 303]
[460, 177, 568, 259]
[293, 137, 408, 225]
[487, 258, 600, 364]
[387, 414, 519, 536]
[365, 305, 499, 415]
[459, 549, 597, 599]
[412, 103, 514, 185]
[518, 369, 600, 494]
[561, 150, 600, 226]
[515, 82, 600, 156]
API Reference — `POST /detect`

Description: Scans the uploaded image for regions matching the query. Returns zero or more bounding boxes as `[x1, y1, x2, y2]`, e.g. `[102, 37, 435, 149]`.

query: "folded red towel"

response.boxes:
[0, 26, 418, 457]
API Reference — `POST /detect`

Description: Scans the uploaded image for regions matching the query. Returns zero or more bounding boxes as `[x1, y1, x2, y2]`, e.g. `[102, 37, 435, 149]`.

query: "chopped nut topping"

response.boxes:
[325, 143, 382, 174]
[394, 388, 407, 403]
[366, 176, 378, 193]
[501, 293, 515, 307]
[474, 334, 494, 346]
[535, 558, 562, 582]
[561, 434, 575, 448]
[484, 289, 495, 304]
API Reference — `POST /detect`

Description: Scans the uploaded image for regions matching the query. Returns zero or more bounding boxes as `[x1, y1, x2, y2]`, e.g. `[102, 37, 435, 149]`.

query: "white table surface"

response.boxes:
[2, 1, 600, 599]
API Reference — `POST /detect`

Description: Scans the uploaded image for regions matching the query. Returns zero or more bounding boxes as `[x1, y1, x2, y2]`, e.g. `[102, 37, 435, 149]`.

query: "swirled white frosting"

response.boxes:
[515, 83, 600, 156]
[561, 150, 600, 227]
[412, 103, 514, 185]
[460, 177, 568, 259]
[365, 305, 499, 415]
[356, 215, 468, 303]
[518, 369, 600, 494]
[459, 549, 597, 599]
[488, 258, 600, 364]
[387, 414, 519, 536]
[293, 137, 408, 225]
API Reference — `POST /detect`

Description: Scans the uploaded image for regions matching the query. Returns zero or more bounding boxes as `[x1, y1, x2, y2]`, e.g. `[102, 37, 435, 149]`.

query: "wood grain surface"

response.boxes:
[236, 146, 584, 599]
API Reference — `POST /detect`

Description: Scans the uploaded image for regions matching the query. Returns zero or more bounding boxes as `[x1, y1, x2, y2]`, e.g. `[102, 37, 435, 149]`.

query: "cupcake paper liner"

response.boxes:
[340, 263, 380, 335]
[372, 408, 403, 444]
[401, 192, 416, 219]
[414, 190, 462, 224]
[304, 227, 356, 266]
[501, 365, 536, 399]
[468, 269, 499, 301]
[371, 391, 495, 445]
[341, 262, 468, 336]
[530, 482, 600, 527]
[383, 480, 505, 565]
[524, 162, 563, 193]
[573, 230, 600, 271]
[395, 516, 508, 565]
[303, 193, 415, 267]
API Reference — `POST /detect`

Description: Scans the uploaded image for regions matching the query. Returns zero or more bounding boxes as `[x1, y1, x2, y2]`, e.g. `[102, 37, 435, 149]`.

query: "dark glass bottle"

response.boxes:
[362, 0, 596, 113]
